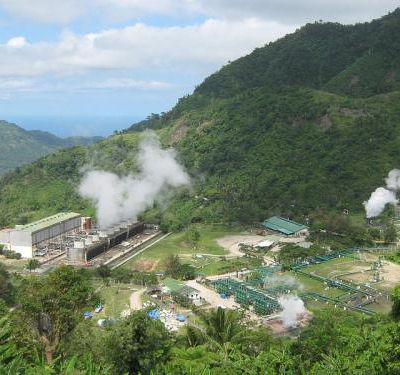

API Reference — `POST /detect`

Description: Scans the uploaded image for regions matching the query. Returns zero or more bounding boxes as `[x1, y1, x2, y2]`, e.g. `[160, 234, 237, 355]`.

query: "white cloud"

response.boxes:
[0, 0, 397, 25]
[0, 78, 33, 89]
[0, 19, 294, 77]
[7, 36, 27, 48]
[81, 78, 172, 90]
[99, 0, 197, 17]
[194, 0, 399, 24]
[0, 0, 85, 24]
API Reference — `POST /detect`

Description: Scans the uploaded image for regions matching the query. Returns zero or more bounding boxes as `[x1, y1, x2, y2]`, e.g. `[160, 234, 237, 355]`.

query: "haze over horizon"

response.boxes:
[0, 0, 398, 136]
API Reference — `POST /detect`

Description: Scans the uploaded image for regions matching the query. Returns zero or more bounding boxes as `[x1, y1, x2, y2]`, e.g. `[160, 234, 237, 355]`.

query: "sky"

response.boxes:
[0, 0, 398, 137]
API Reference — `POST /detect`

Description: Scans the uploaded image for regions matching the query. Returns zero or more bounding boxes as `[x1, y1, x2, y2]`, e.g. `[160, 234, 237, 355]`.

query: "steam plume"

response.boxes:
[278, 295, 305, 328]
[385, 169, 400, 190]
[364, 169, 400, 218]
[79, 132, 190, 228]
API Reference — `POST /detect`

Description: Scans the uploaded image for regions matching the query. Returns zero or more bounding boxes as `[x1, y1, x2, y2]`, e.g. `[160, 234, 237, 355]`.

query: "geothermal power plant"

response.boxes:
[66, 220, 145, 264]
[0, 212, 158, 267]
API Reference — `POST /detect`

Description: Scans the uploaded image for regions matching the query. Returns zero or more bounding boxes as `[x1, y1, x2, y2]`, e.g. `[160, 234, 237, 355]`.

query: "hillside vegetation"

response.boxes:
[1, 9, 400, 227]
[0, 120, 102, 176]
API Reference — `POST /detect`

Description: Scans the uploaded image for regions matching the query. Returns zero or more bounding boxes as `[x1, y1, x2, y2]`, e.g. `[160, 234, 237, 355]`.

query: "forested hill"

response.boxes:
[1, 9, 400, 227]
[0, 121, 102, 176]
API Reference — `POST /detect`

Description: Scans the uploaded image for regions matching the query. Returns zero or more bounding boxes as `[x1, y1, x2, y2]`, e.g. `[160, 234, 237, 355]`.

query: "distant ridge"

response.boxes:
[0, 120, 102, 176]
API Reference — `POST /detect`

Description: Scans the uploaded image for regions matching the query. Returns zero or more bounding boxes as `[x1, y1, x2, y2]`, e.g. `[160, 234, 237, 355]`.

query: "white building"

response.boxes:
[0, 212, 81, 258]
[178, 286, 202, 305]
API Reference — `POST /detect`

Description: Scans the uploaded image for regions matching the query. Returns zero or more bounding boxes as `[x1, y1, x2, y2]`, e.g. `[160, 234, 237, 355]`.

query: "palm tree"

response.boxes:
[185, 307, 248, 361]
[202, 307, 244, 346]
[0, 316, 26, 372]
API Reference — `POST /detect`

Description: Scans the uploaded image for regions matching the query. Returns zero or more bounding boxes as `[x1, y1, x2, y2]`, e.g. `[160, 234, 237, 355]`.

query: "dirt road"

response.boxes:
[130, 288, 146, 310]
[217, 234, 266, 257]
[185, 280, 239, 309]
[381, 261, 400, 287]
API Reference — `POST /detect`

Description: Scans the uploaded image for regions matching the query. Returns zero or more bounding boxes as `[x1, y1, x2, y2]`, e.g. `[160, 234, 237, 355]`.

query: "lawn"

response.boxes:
[0, 256, 28, 273]
[199, 257, 263, 276]
[122, 224, 247, 272]
[93, 282, 133, 319]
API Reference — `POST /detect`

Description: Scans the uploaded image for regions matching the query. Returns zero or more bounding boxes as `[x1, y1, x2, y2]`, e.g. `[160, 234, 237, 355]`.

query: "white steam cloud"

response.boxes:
[364, 169, 400, 218]
[79, 132, 190, 228]
[385, 169, 400, 190]
[278, 295, 306, 328]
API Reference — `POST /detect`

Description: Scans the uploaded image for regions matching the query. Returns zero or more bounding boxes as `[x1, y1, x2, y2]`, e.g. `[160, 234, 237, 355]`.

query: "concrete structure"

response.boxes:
[178, 285, 201, 305]
[262, 216, 308, 236]
[0, 212, 81, 258]
[66, 221, 145, 264]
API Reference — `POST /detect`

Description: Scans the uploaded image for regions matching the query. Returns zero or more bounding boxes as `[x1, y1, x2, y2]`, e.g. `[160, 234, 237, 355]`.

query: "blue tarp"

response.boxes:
[220, 293, 227, 299]
[176, 314, 186, 322]
[147, 309, 160, 320]
[83, 311, 93, 318]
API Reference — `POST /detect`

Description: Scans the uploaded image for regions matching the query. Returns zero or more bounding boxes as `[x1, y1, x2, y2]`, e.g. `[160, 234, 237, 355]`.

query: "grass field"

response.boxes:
[199, 257, 263, 276]
[0, 256, 28, 273]
[122, 224, 247, 272]
[92, 281, 133, 319]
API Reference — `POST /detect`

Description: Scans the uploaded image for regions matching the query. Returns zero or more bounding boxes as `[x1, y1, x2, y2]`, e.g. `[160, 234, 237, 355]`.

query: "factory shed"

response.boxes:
[262, 216, 308, 236]
[0, 212, 81, 258]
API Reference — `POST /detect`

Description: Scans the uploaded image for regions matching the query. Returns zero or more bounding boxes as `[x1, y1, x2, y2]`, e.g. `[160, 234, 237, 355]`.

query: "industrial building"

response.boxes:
[0, 212, 82, 258]
[262, 216, 309, 236]
[66, 221, 145, 264]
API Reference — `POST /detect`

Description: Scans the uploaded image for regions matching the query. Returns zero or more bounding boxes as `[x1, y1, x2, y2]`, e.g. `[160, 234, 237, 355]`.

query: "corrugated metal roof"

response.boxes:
[163, 278, 184, 292]
[179, 285, 199, 296]
[262, 216, 307, 235]
[15, 212, 81, 233]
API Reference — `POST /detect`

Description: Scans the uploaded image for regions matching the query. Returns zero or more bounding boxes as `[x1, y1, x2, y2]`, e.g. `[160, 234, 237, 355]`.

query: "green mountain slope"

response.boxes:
[1, 9, 400, 228]
[0, 121, 102, 176]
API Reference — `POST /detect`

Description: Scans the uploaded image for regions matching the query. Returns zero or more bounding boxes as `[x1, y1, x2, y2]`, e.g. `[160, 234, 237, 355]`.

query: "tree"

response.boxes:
[15, 266, 98, 363]
[26, 259, 40, 273]
[186, 226, 201, 249]
[96, 265, 111, 284]
[384, 225, 397, 244]
[107, 311, 171, 374]
[0, 299, 7, 318]
[164, 255, 195, 280]
[111, 267, 132, 283]
[0, 263, 14, 304]
[202, 307, 244, 346]
[185, 307, 247, 357]
[391, 285, 400, 319]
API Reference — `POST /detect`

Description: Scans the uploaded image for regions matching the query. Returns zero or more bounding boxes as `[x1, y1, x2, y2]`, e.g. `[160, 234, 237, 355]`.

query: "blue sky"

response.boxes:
[0, 0, 397, 137]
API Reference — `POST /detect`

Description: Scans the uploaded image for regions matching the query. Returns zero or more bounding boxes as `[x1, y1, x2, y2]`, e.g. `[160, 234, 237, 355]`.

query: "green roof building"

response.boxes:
[262, 216, 308, 236]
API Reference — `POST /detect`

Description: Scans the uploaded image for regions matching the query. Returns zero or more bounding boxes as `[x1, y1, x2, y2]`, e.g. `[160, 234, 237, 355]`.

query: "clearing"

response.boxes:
[216, 234, 266, 257]
[122, 224, 248, 272]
